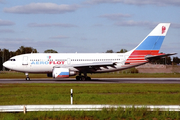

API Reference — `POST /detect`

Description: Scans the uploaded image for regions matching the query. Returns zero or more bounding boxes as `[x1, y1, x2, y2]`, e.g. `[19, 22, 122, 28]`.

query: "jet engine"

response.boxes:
[52, 68, 76, 78]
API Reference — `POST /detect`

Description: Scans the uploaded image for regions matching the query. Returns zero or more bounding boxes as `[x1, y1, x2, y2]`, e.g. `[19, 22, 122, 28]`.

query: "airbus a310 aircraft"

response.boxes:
[3, 23, 176, 81]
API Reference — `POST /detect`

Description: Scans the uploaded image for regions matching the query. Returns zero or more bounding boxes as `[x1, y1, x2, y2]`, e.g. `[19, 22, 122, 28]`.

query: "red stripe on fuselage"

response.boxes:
[125, 50, 163, 64]
[130, 50, 159, 56]
[127, 58, 145, 61]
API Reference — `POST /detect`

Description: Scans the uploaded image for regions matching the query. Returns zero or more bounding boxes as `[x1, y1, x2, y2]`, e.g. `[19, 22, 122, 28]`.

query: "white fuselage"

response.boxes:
[3, 52, 135, 74]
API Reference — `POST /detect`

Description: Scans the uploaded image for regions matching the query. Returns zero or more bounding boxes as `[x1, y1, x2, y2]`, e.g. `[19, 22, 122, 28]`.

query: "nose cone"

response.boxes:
[3, 61, 11, 69]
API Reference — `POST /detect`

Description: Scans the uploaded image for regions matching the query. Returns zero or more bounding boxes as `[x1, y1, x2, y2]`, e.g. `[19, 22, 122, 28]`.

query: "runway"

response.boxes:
[0, 78, 180, 84]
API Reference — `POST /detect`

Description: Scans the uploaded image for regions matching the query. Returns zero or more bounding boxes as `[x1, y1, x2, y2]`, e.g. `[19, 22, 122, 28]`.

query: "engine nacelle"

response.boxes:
[52, 68, 76, 78]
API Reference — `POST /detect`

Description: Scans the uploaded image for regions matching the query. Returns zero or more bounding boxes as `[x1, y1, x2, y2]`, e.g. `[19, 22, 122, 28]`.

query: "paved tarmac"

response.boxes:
[0, 78, 180, 84]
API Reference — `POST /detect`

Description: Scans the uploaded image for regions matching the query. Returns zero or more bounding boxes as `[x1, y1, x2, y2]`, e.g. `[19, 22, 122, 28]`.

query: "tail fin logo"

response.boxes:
[162, 26, 166, 34]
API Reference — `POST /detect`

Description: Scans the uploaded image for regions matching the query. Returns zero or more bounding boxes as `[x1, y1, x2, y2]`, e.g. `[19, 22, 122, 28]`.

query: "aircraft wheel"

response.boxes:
[76, 76, 80, 81]
[81, 76, 86, 81]
[86, 77, 91, 81]
[26, 77, 30, 81]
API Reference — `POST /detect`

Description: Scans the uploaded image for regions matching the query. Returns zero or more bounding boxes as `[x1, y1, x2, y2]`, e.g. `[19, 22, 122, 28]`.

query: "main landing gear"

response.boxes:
[25, 73, 30, 81]
[76, 73, 91, 81]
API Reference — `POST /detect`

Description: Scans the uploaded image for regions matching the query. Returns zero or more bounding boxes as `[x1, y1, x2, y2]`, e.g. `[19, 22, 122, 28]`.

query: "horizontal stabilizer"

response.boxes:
[145, 53, 177, 61]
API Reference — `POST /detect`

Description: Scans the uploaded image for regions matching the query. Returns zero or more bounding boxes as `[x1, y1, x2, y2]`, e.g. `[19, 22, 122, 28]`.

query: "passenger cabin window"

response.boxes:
[9, 59, 16, 61]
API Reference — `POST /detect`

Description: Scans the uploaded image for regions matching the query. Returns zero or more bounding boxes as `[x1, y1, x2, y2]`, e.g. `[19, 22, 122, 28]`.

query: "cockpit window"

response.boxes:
[8, 59, 16, 61]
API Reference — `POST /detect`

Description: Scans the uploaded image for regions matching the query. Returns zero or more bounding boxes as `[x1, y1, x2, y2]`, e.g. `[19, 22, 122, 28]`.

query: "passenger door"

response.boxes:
[22, 56, 28, 65]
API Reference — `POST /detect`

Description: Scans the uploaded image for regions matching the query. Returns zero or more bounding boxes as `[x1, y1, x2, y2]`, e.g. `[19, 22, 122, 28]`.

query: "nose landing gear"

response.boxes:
[25, 73, 30, 81]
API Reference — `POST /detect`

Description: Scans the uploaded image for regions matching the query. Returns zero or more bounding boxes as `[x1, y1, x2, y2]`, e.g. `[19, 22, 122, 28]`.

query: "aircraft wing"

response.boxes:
[72, 62, 116, 67]
[54, 62, 117, 70]
[145, 53, 177, 62]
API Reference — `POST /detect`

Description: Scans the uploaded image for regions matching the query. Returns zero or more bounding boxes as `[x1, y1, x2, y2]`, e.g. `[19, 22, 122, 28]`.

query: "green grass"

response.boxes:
[0, 83, 179, 105]
[0, 108, 179, 120]
[0, 71, 180, 78]
[0, 83, 180, 119]
[0, 71, 47, 78]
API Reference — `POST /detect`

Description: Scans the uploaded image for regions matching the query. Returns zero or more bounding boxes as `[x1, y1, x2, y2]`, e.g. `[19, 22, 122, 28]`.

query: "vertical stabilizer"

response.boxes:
[125, 23, 171, 65]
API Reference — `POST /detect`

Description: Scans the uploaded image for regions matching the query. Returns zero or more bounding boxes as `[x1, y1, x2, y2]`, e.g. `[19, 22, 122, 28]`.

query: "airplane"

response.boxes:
[3, 23, 176, 81]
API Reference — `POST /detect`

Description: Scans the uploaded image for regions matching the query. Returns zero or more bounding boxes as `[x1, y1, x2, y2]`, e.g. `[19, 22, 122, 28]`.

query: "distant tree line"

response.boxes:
[155, 56, 180, 65]
[0, 47, 180, 71]
[44, 49, 58, 53]
[106, 49, 128, 53]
